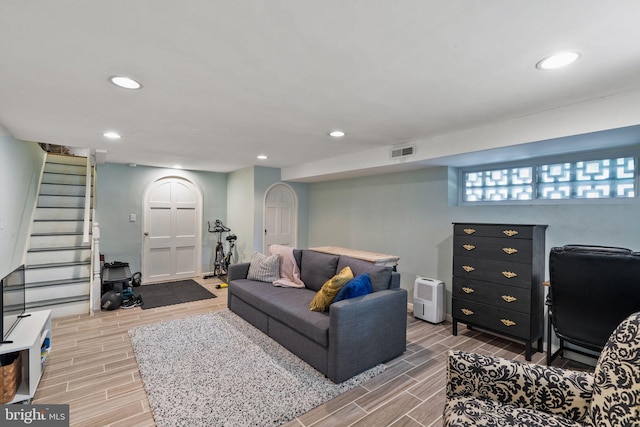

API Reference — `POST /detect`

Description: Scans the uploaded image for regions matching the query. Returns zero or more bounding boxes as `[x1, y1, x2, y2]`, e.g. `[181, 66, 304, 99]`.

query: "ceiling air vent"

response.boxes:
[390, 144, 415, 159]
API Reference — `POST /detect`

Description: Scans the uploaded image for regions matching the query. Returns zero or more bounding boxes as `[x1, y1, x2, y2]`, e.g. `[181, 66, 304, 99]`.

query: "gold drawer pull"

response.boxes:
[501, 295, 517, 303]
[502, 247, 518, 255]
[461, 308, 474, 316]
[503, 229, 519, 237]
[463, 244, 475, 251]
[462, 265, 475, 273]
[462, 287, 475, 294]
[463, 228, 476, 235]
[502, 271, 517, 279]
[501, 319, 516, 327]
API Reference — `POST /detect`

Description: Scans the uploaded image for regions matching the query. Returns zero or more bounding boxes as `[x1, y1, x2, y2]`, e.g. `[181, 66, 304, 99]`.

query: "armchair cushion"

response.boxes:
[589, 311, 640, 426]
[444, 396, 583, 427]
[445, 350, 593, 425]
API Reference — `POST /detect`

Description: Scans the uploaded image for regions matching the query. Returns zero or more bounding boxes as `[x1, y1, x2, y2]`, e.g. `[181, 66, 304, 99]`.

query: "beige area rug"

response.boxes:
[129, 309, 385, 426]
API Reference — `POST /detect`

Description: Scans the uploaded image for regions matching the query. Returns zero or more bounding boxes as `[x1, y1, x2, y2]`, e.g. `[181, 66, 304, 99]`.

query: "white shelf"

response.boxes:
[0, 310, 52, 404]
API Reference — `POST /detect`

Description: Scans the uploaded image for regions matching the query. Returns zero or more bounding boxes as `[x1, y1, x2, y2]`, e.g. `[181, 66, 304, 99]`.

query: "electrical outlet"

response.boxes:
[129, 213, 136, 222]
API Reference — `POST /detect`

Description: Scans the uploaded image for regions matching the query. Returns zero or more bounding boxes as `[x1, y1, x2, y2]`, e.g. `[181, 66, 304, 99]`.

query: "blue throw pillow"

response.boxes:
[333, 273, 372, 303]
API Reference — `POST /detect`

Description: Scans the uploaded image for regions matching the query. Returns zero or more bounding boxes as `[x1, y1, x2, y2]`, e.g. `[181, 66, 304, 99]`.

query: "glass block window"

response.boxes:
[462, 156, 636, 203]
[464, 167, 533, 202]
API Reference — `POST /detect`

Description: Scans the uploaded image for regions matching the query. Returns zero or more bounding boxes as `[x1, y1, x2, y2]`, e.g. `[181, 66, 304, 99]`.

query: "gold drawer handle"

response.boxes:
[501, 319, 516, 327]
[503, 229, 519, 237]
[463, 244, 475, 251]
[463, 228, 476, 235]
[462, 265, 475, 273]
[501, 295, 517, 303]
[462, 287, 475, 294]
[502, 271, 517, 279]
[502, 247, 518, 255]
[461, 308, 474, 316]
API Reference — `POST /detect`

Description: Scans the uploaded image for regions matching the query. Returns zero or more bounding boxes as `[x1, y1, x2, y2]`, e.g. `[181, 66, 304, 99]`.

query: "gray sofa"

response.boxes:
[227, 249, 407, 383]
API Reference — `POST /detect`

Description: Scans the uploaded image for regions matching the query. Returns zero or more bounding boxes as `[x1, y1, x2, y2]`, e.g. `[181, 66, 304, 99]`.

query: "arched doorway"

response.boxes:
[263, 183, 297, 252]
[142, 177, 203, 283]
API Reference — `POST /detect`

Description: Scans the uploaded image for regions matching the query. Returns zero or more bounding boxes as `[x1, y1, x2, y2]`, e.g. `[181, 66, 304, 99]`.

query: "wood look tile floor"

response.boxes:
[33, 278, 593, 427]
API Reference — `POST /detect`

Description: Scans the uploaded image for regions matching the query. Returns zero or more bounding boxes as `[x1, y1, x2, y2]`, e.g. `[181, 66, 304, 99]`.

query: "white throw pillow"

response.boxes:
[247, 252, 281, 283]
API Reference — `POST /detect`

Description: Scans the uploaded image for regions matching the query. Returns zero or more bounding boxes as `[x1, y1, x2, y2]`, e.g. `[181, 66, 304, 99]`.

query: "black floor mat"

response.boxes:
[136, 280, 217, 310]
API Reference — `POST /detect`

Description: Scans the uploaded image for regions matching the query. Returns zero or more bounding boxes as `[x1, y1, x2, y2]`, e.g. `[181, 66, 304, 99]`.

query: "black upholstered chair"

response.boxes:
[547, 245, 640, 365]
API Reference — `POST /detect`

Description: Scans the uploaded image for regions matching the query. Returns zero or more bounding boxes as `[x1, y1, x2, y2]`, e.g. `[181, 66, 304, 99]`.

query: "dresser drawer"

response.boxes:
[454, 223, 535, 240]
[453, 256, 532, 287]
[452, 298, 530, 339]
[453, 277, 531, 313]
[453, 235, 533, 263]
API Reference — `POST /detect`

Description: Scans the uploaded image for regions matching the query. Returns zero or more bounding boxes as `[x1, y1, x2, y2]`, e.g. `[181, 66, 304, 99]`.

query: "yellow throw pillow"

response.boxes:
[309, 266, 354, 312]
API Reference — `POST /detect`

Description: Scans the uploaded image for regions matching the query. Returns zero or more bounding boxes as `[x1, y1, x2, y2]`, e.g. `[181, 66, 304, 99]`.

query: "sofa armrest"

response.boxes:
[447, 350, 593, 423]
[327, 288, 407, 383]
[228, 262, 250, 281]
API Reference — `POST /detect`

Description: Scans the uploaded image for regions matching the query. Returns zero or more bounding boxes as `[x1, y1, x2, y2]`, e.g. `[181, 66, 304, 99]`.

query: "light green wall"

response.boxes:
[287, 181, 310, 250]
[308, 166, 640, 315]
[96, 163, 227, 275]
[227, 167, 255, 263]
[0, 137, 44, 276]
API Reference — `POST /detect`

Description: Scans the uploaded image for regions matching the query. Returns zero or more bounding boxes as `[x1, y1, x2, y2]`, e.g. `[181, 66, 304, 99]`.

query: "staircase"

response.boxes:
[25, 153, 94, 318]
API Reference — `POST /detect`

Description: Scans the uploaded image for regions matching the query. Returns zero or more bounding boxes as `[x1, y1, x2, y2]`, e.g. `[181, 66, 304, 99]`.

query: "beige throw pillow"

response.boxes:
[309, 266, 354, 312]
[247, 252, 281, 283]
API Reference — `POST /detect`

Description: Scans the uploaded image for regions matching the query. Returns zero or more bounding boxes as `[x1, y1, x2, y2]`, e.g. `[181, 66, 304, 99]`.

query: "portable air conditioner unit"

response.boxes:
[413, 277, 445, 323]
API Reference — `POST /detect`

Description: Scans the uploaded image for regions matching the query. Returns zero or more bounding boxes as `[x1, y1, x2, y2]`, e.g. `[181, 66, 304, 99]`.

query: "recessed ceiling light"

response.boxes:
[109, 75, 143, 89]
[103, 131, 121, 139]
[257, 155, 268, 160]
[173, 165, 183, 169]
[536, 51, 581, 70]
[329, 130, 345, 138]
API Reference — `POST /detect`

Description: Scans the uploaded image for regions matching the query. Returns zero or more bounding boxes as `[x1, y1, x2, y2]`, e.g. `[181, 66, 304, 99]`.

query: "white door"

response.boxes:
[264, 183, 297, 252]
[143, 177, 202, 283]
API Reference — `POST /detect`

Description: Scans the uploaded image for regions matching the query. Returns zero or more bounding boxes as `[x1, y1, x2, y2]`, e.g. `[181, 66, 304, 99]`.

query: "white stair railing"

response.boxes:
[82, 156, 92, 243]
[90, 222, 101, 314]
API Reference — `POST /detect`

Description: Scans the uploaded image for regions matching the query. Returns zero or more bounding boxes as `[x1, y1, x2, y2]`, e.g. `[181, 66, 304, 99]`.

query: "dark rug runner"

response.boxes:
[137, 280, 216, 310]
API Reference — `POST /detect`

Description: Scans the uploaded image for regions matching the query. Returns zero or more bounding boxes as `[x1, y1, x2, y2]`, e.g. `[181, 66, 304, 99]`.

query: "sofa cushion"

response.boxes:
[247, 252, 280, 282]
[310, 266, 354, 312]
[300, 251, 339, 291]
[337, 256, 392, 292]
[228, 279, 292, 310]
[334, 273, 372, 303]
[260, 288, 330, 346]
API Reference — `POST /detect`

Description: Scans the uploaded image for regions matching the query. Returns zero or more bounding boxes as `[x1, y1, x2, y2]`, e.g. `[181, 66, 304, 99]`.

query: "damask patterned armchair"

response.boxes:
[443, 312, 640, 426]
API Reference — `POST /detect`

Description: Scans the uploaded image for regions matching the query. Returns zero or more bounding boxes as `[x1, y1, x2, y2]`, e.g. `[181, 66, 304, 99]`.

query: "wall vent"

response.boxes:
[390, 144, 415, 159]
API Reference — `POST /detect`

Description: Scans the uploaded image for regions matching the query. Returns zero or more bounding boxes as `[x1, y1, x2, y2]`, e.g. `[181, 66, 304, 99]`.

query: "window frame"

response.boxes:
[458, 147, 640, 206]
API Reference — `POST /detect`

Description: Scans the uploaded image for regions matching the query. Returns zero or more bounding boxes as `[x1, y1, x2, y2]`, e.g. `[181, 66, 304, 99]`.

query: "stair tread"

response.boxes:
[36, 206, 87, 209]
[28, 246, 90, 252]
[31, 231, 85, 236]
[39, 193, 87, 197]
[27, 295, 89, 309]
[33, 218, 84, 222]
[26, 277, 91, 287]
[26, 260, 91, 269]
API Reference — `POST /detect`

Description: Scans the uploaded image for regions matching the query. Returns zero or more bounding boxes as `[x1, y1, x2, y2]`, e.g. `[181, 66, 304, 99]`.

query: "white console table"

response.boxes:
[309, 246, 399, 268]
[0, 310, 52, 403]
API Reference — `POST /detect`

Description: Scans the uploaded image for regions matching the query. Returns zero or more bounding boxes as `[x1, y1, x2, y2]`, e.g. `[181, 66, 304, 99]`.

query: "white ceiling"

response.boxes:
[2, 1, 640, 181]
